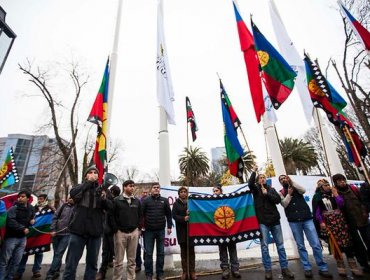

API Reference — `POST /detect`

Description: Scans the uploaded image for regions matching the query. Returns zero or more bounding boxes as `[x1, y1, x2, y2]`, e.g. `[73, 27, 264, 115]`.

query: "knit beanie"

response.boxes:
[84, 165, 99, 177]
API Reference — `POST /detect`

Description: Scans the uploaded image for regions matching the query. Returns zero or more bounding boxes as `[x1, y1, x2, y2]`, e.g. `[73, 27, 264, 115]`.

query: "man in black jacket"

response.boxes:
[62, 165, 112, 280]
[111, 180, 142, 280]
[248, 166, 293, 280]
[142, 183, 172, 280]
[0, 190, 35, 280]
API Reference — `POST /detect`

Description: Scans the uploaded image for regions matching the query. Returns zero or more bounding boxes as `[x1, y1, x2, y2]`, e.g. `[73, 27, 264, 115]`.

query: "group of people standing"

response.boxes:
[1, 163, 370, 280]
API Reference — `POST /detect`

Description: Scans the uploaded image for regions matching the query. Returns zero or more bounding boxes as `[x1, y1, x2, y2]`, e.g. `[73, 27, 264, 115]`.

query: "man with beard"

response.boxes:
[278, 175, 332, 278]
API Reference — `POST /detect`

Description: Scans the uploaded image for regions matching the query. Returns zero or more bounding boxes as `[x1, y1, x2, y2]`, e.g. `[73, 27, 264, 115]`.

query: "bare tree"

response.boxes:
[19, 59, 89, 185]
[331, 0, 370, 143]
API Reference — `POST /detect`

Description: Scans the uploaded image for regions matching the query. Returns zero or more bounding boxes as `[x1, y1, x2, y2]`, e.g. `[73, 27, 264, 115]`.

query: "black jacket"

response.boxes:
[248, 172, 281, 226]
[111, 194, 142, 233]
[68, 180, 112, 237]
[280, 188, 312, 222]
[142, 194, 172, 230]
[172, 198, 189, 244]
[5, 202, 35, 239]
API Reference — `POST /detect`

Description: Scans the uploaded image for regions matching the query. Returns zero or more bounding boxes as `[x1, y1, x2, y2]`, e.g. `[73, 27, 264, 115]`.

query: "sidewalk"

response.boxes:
[21, 241, 367, 279]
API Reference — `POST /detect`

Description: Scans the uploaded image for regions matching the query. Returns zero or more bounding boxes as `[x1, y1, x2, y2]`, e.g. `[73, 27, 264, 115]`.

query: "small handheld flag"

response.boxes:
[186, 97, 198, 142]
[0, 147, 19, 189]
[88, 59, 109, 184]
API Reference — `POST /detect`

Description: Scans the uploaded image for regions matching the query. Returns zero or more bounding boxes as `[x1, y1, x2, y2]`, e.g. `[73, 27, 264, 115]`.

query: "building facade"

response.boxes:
[0, 134, 71, 200]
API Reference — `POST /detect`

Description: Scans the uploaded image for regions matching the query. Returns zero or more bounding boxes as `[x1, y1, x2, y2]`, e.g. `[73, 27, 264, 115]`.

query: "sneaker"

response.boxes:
[304, 270, 313, 278]
[281, 268, 294, 279]
[232, 270, 241, 278]
[96, 272, 105, 280]
[336, 260, 346, 276]
[318, 270, 333, 278]
[32, 272, 41, 279]
[222, 268, 230, 279]
[265, 270, 272, 280]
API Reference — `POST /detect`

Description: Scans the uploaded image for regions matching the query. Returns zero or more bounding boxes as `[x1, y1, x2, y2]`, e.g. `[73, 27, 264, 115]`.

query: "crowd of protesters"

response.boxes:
[0, 164, 370, 280]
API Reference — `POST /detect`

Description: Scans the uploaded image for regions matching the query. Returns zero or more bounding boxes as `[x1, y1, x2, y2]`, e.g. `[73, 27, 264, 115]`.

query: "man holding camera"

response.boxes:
[62, 165, 112, 280]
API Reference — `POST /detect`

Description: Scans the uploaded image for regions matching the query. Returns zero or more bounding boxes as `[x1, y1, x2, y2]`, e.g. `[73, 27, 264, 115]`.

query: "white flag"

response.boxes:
[263, 84, 277, 124]
[156, 0, 175, 125]
[268, 0, 313, 124]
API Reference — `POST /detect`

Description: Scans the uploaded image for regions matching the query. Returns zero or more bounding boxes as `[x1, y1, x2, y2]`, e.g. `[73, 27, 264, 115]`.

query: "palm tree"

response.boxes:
[178, 146, 210, 186]
[280, 137, 318, 175]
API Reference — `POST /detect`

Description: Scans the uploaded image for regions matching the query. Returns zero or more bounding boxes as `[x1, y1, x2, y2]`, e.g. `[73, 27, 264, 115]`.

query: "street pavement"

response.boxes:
[21, 254, 368, 280]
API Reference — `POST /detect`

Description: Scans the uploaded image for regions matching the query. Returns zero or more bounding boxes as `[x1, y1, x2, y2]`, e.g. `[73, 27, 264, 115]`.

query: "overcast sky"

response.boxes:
[0, 0, 346, 181]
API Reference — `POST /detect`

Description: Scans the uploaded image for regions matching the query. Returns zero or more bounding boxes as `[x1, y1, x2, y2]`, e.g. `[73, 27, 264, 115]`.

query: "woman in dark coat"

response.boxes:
[172, 187, 197, 280]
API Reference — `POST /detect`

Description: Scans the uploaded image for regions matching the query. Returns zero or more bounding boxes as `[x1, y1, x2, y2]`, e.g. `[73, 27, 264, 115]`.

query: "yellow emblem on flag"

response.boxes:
[214, 206, 235, 230]
[308, 79, 325, 97]
[257, 50, 269, 67]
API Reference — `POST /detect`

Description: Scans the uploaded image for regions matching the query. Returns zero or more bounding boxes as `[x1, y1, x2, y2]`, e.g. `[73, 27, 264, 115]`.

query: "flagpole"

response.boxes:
[343, 125, 370, 182]
[106, 0, 123, 155]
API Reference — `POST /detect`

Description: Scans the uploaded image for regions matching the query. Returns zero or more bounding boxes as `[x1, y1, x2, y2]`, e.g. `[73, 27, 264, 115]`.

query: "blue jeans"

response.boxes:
[144, 229, 165, 277]
[219, 242, 239, 272]
[62, 233, 101, 280]
[289, 219, 328, 271]
[17, 252, 43, 275]
[0, 237, 26, 280]
[260, 224, 288, 271]
[46, 235, 70, 277]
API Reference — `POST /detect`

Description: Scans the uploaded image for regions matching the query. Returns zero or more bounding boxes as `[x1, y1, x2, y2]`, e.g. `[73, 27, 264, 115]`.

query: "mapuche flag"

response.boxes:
[304, 54, 346, 124]
[338, 114, 367, 167]
[232, 1, 264, 122]
[88, 60, 109, 183]
[186, 96, 198, 142]
[0, 147, 19, 189]
[24, 208, 54, 256]
[188, 190, 260, 245]
[338, 1, 370, 51]
[251, 20, 296, 109]
[220, 81, 244, 179]
[304, 54, 367, 166]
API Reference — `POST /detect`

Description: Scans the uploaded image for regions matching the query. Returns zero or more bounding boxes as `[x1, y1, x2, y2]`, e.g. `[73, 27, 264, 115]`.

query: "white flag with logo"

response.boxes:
[263, 84, 277, 123]
[156, 0, 175, 125]
[268, 0, 313, 124]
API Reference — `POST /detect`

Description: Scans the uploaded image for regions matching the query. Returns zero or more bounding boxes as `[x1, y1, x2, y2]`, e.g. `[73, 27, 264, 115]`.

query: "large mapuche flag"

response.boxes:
[88, 60, 110, 183]
[251, 20, 296, 109]
[188, 191, 260, 245]
[0, 147, 19, 189]
[24, 208, 54, 256]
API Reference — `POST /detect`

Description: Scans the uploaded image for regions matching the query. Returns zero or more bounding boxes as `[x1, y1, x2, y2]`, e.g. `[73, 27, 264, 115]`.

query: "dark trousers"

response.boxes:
[350, 225, 370, 269]
[99, 232, 114, 274]
[47, 235, 70, 277]
[180, 243, 195, 274]
[144, 229, 165, 277]
[218, 242, 239, 272]
[62, 233, 101, 280]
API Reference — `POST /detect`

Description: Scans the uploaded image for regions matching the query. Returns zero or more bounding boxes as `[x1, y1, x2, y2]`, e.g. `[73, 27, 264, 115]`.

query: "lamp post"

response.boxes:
[0, 6, 16, 75]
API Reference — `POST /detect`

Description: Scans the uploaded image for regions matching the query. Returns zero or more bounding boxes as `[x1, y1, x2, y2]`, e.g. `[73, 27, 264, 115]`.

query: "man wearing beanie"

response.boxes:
[62, 165, 112, 280]
[332, 173, 370, 273]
